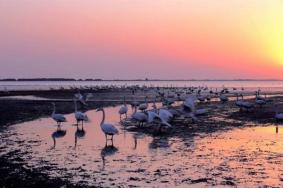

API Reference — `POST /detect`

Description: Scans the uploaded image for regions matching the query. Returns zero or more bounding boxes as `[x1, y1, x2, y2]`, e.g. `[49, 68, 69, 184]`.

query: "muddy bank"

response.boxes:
[1, 100, 282, 187]
[0, 88, 153, 100]
[0, 99, 123, 129]
[0, 153, 92, 188]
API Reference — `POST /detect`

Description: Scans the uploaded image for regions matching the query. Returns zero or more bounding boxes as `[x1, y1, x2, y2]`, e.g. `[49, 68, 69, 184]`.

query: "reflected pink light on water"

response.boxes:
[1, 105, 283, 186]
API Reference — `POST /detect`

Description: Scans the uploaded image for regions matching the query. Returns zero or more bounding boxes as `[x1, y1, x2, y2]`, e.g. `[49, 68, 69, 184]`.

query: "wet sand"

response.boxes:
[1, 89, 283, 187]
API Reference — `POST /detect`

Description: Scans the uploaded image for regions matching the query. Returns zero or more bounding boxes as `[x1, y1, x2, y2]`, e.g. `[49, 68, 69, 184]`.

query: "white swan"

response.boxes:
[119, 96, 128, 120]
[235, 93, 245, 108]
[131, 107, 148, 127]
[138, 96, 148, 112]
[147, 110, 172, 133]
[96, 108, 119, 142]
[51, 103, 67, 127]
[255, 92, 266, 107]
[159, 109, 173, 123]
[183, 97, 196, 113]
[74, 91, 87, 105]
[74, 99, 88, 125]
[238, 94, 254, 112]
[147, 111, 160, 123]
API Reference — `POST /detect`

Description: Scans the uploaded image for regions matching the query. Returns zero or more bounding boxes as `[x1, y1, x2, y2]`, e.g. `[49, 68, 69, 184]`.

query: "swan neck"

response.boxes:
[100, 109, 105, 125]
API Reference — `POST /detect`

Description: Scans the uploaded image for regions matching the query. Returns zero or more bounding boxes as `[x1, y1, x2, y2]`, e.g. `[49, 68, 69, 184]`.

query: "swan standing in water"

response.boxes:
[74, 99, 88, 126]
[51, 103, 67, 128]
[96, 107, 119, 144]
[131, 106, 148, 127]
[119, 96, 128, 120]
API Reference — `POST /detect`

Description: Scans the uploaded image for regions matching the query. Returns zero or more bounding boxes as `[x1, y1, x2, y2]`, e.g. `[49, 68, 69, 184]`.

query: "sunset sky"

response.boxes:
[0, 0, 283, 79]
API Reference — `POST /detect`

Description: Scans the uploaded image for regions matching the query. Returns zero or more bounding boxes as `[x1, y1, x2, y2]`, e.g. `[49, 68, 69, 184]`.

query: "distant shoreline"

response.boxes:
[1, 78, 283, 82]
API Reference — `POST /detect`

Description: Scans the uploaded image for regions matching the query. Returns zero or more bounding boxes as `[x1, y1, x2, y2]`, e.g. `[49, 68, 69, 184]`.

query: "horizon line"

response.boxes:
[1, 78, 283, 82]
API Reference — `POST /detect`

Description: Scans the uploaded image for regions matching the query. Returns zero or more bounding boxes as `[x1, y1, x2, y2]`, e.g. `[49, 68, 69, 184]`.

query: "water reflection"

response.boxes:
[149, 136, 170, 150]
[133, 134, 138, 150]
[100, 145, 118, 171]
[2, 105, 283, 187]
[51, 129, 67, 149]
[74, 126, 86, 148]
[132, 133, 146, 150]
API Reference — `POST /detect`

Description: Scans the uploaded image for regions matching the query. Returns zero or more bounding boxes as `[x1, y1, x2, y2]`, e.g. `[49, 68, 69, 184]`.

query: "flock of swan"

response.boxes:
[51, 86, 283, 146]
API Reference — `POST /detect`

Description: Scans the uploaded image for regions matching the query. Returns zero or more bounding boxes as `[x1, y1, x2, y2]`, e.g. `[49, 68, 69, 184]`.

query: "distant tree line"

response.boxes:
[0, 78, 282, 81]
[0, 78, 102, 81]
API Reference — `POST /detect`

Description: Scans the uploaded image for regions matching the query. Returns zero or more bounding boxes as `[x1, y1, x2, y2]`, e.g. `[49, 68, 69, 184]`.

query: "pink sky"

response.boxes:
[0, 0, 283, 79]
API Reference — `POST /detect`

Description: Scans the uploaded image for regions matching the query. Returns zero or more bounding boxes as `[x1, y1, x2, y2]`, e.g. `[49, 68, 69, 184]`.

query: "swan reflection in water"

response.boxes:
[100, 145, 118, 170]
[51, 129, 67, 149]
[74, 125, 86, 148]
[133, 134, 137, 150]
[149, 136, 170, 150]
[132, 133, 146, 150]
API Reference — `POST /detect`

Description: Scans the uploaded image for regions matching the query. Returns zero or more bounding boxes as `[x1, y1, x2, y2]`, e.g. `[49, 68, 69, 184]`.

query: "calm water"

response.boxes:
[1, 80, 283, 91]
[1, 105, 283, 187]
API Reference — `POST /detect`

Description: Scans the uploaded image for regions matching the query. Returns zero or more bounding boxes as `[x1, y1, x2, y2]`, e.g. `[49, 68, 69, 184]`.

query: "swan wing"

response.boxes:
[75, 111, 89, 121]
[101, 123, 119, 135]
[52, 113, 67, 122]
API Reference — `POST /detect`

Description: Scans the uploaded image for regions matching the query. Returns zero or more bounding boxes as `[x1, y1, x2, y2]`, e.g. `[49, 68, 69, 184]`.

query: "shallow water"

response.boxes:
[1, 105, 283, 187]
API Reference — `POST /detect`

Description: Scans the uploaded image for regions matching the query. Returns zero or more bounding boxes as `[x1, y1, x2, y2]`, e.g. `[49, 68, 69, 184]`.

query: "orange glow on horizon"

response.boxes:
[0, 0, 283, 79]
